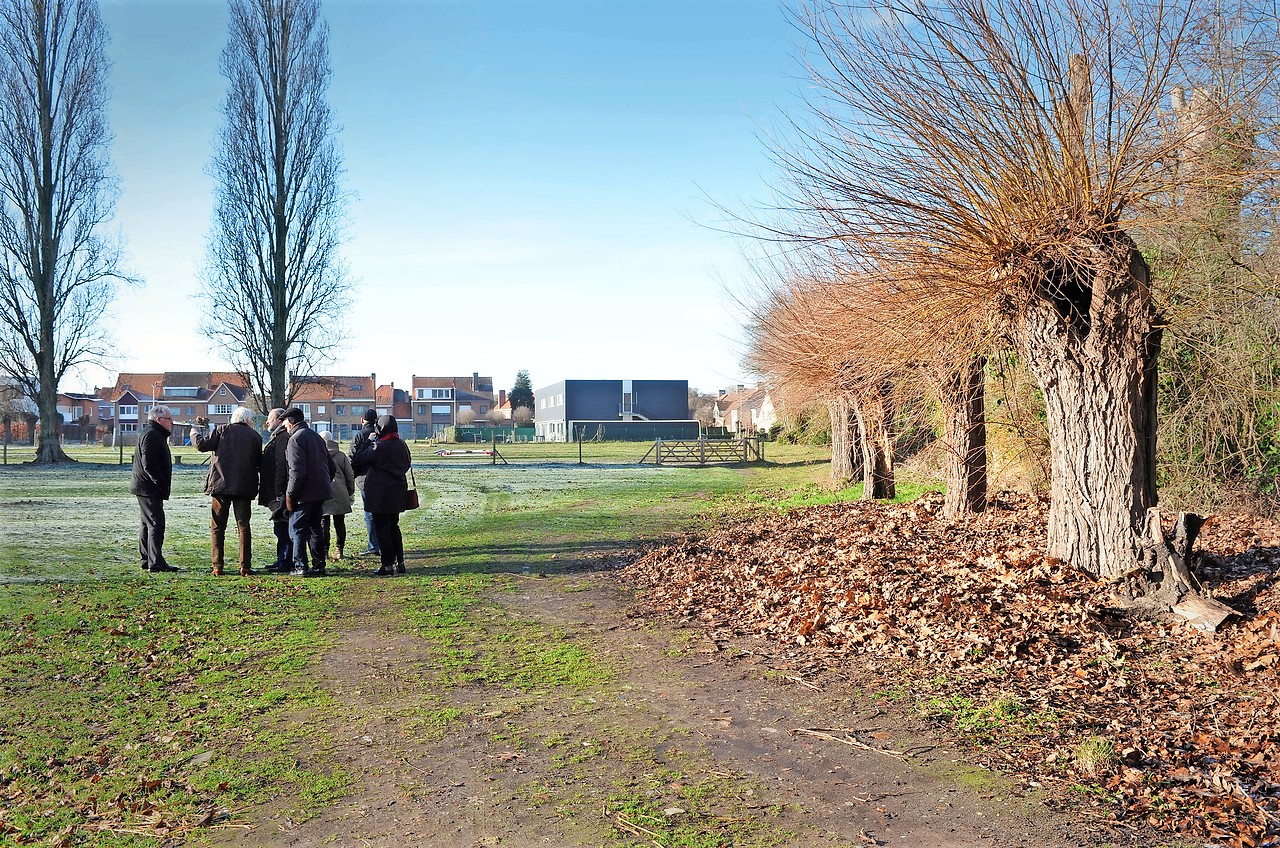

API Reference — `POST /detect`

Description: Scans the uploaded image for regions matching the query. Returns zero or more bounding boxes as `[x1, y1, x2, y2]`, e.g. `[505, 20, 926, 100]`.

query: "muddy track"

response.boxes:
[211, 570, 1086, 848]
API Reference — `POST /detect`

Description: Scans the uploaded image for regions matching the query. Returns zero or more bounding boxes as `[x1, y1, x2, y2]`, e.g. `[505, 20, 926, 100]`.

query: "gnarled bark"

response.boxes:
[826, 395, 860, 487]
[938, 355, 987, 518]
[1016, 235, 1157, 579]
[853, 381, 895, 500]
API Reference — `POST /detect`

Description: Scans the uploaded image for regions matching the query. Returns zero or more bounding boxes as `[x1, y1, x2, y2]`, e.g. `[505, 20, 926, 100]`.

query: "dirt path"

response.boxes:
[212, 570, 1087, 848]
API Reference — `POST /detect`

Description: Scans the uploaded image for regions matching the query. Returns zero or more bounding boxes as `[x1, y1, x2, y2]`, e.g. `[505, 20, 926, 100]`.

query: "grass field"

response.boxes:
[0, 443, 851, 846]
[0, 437, 772, 468]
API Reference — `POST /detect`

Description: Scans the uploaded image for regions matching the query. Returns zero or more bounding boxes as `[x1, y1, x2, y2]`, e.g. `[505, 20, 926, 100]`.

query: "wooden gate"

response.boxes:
[642, 437, 765, 465]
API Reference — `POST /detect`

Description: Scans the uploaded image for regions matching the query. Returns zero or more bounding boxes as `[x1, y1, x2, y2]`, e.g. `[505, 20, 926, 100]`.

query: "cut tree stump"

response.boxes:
[1131, 508, 1235, 632]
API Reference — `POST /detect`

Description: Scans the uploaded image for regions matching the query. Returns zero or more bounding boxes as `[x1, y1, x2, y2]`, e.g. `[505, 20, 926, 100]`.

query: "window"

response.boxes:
[458, 404, 472, 413]
[556, 393, 563, 406]
[210, 404, 235, 416]
[141, 404, 151, 414]
[120, 423, 138, 433]
[336, 405, 345, 416]
[480, 406, 488, 414]
[298, 403, 310, 418]
[431, 405, 451, 415]
[431, 388, 452, 399]
[120, 405, 138, 418]
[186, 406, 196, 416]
[417, 404, 425, 415]
[317, 405, 326, 415]
[416, 388, 427, 400]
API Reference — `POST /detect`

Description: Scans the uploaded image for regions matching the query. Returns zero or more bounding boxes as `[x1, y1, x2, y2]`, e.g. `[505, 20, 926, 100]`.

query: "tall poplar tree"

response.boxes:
[202, 0, 348, 411]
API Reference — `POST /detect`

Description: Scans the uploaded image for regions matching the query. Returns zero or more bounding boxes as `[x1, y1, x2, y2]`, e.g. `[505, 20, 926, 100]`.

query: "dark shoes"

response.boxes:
[357, 548, 380, 557]
[395, 560, 406, 574]
[148, 563, 180, 573]
[288, 566, 325, 578]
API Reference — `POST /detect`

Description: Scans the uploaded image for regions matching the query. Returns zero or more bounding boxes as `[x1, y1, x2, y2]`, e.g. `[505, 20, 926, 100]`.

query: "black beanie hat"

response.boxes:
[362, 408, 377, 423]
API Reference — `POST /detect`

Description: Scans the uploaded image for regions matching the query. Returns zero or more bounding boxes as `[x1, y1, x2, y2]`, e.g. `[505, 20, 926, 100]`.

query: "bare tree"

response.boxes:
[202, 0, 348, 411]
[764, 0, 1265, 622]
[0, 0, 123, 464]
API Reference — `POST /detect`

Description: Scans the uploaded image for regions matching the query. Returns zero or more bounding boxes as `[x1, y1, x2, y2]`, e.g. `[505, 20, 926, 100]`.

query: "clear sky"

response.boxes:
[74, 0, 800, 397]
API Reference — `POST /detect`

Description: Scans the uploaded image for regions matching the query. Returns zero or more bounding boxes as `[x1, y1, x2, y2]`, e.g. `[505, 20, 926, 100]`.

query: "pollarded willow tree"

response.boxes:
[0, 0, 124, 464]
[202, 0, 348, 411]
[773, 0, 1262, 619]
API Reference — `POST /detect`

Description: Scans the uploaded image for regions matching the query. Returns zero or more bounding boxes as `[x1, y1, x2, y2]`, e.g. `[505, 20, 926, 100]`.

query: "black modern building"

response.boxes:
[533, 379, 697, 442]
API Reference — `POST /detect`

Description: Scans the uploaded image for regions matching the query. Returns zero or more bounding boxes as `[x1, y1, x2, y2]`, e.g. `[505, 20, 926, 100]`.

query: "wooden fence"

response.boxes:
[641, 437, 765, 465]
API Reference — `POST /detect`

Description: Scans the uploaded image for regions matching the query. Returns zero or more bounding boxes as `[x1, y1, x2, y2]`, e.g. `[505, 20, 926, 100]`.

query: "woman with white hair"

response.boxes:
[192, 406, 263, 576]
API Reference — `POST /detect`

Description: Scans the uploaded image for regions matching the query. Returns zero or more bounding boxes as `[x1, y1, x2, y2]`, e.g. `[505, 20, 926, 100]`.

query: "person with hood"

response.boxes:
[278, 407, 335, 577]
[351, 408, 381, 556]
[193, 406, 262, 576]
[351, 414, 411, 576]
[130, 405, 178, 573]
[319, 430, 356, 561]
[257, 408, 292, 572]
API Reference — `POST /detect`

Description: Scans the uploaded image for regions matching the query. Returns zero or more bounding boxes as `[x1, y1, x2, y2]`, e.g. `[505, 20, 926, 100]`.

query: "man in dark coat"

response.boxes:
[280, 407, 335, 577]
[351, 408, 380, 556]
[258, 408, 292, 571]
[193, 406, 263, 576]
[130, 405, 178, 573]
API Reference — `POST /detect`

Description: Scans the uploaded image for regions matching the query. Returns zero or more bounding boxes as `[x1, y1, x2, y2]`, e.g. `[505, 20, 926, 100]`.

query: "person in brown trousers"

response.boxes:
[193, 406, 263, 576]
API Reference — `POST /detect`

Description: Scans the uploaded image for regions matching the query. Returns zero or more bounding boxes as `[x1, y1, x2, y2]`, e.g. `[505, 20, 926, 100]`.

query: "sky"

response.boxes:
[71, 0, 803, 397]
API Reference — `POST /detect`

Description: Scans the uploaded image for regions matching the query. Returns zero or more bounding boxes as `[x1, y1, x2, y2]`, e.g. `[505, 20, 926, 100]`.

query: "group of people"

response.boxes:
[129, 405, 413, 578]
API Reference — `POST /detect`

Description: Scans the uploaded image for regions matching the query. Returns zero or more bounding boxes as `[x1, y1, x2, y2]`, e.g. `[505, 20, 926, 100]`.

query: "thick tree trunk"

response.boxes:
[939, 355, 987, 518]
[35, 391, 69, 463]
[1016, 234, 1158, 580]
[854, 381, 895, 500]
[826, 395, 860, 487]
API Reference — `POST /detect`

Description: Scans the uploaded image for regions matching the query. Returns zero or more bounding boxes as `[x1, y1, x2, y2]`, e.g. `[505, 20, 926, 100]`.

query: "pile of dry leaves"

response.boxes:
[622, 493, 1280, 847]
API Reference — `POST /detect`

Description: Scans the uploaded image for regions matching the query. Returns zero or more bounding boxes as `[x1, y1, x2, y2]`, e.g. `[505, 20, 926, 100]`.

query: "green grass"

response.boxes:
[751, 477, 944, 513]
[920, 693, 1057, 742]
[0, 442, 907, 845]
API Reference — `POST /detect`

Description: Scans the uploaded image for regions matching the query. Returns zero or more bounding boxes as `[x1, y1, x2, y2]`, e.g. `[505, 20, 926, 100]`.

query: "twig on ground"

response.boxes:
[792, 727, 911, 761]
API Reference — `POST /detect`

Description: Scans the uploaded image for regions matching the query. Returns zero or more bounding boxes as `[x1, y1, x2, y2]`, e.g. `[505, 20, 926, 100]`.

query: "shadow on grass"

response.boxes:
[399, 538, 640, 577]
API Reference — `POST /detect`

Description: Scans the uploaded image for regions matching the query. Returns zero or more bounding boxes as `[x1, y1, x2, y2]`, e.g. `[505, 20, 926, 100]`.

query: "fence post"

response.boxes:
[699, 438, 706, 465]
[492, 432, 497, 465]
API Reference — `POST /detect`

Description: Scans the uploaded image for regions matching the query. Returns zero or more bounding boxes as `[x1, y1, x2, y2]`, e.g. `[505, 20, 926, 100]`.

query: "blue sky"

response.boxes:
[79, 0, 801, 396]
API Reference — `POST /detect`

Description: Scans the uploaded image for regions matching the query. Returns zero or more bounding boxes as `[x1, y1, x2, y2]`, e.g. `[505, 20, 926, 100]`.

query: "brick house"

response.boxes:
[408, 373, 495, 438]
[288, 374, 377, 441]
[101, 371, 249, 444]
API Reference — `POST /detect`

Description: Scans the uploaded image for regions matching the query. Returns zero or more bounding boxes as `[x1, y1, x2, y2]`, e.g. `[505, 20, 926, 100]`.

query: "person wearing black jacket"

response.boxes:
[280, 407, 335, 577]
[258, 408, 292, 571]
[130, 405, 178, 573]
[351, 408, 380, 556]
[351, 414, 411, 576]
[193, 406, 263, 576]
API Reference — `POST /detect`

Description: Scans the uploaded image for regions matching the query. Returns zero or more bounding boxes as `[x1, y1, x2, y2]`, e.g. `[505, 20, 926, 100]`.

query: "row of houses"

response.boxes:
[41, 371, 506, 443]
[18, 371, 776, 444]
